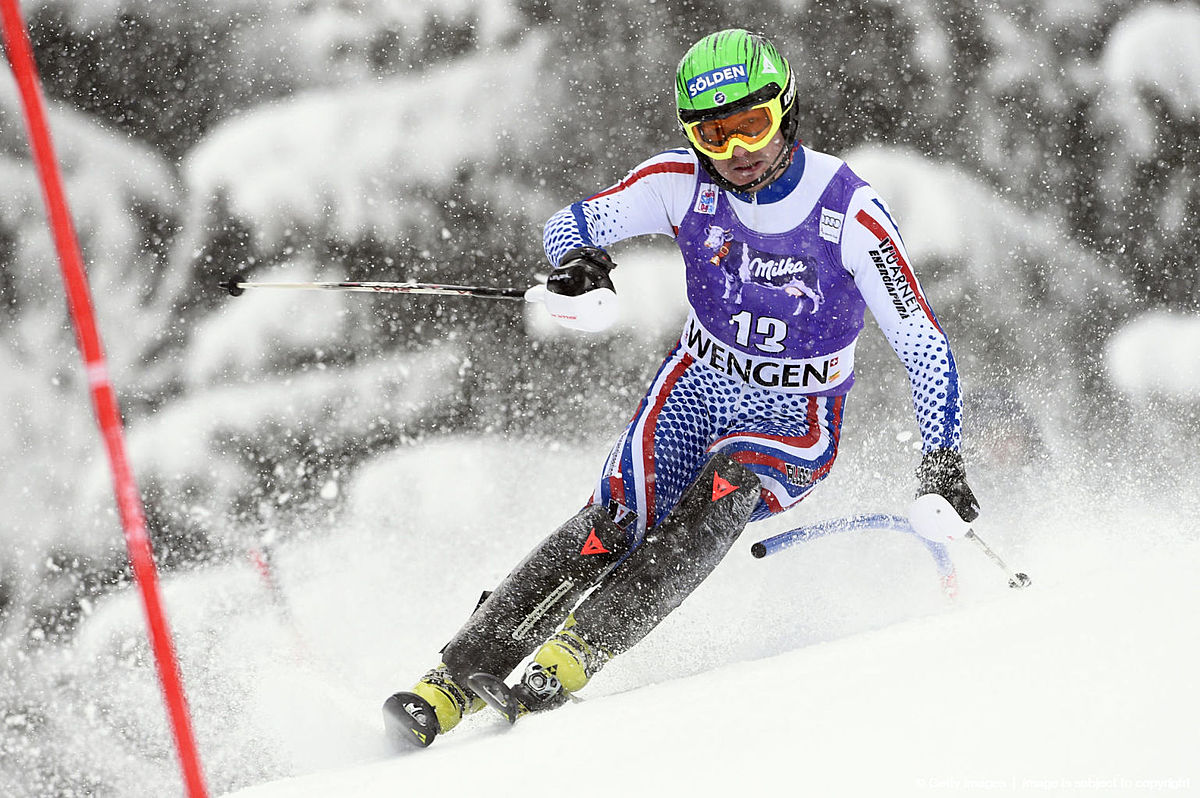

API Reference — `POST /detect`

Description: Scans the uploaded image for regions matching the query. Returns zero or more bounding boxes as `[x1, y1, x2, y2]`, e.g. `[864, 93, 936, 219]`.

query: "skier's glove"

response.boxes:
[916, 448, 980, 523]
[542, 247, 619, 332]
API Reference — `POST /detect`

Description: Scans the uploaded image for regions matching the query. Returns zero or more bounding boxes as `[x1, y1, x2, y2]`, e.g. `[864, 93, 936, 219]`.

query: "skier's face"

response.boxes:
[709, 131, 787, 192]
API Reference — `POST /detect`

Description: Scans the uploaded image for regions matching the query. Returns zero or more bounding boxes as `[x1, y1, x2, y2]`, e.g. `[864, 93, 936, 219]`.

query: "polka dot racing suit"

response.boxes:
[544, 145, 962, 547]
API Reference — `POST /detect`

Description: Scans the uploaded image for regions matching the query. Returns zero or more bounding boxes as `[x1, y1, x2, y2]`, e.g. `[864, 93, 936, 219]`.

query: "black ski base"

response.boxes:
[466, 672, 523, 724]
[382, 691, 439, 748]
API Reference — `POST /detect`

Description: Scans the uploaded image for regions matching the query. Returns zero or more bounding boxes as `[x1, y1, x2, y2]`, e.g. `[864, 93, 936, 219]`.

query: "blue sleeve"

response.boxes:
[543, 202, 598, 266]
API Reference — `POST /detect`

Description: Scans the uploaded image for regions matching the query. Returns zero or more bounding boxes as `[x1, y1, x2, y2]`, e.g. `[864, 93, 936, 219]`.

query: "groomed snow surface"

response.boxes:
[68, 437, 1198, 798]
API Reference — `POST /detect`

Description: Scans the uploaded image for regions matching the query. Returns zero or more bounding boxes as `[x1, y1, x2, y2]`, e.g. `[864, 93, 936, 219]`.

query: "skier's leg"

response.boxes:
[585, 344, 716, 548]
[570, 451, 759, 655]
[440, 503, 630, 687]
[389, 346, 717, 736]
[513, 452, 759, 712]
[517, 393, 846, 707]
[385, 503, 629, 745]
[508, 349, 733, 710]
[709, 393, 846, 522]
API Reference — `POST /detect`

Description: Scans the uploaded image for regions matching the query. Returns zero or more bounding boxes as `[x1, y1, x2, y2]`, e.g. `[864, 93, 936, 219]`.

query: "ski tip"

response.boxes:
[750, 541, 767, 559]
[219, 274, 246, 297]
[466, 672, 521, 725]
[382, 692, 439, 748]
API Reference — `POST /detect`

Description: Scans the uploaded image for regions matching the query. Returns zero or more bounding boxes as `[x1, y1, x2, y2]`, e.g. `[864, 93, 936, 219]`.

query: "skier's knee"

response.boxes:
[685, 451, 761, 540]
[571, 452, 760, 655]
[713, 446, 829, 521]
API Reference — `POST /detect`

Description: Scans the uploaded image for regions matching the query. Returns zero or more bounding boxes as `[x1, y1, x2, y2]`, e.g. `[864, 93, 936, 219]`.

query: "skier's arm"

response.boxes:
[539, 150, 697, 331]
[542, 150, 697, 266]
[842, 188, 978, 520]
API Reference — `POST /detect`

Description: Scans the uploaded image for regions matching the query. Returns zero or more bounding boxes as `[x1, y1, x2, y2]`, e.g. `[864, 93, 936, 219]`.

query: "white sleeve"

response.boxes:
[542, 150, 698, 266]
[842, 186, 963, 453]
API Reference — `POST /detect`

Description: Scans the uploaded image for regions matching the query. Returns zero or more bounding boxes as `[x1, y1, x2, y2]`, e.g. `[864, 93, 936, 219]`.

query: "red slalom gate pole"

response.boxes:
[1, 4, 208, 796]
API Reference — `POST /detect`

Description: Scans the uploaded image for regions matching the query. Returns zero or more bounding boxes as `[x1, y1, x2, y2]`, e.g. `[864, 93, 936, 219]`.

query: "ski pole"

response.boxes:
[751, 513, 928, 558]
[908, 494, 1031, 589]
[219, 273, 538, 301]
[750, 513, 958, 596]
[963, 529, 1032, 588]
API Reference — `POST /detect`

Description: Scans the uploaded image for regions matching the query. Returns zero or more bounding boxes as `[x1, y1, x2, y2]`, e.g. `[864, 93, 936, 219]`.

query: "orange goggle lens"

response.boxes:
[683, 100, 781, 159]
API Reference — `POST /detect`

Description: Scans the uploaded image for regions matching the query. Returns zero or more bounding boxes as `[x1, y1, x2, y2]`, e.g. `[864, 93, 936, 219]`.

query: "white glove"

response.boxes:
[530, 246, 620, 333]
[525, 283, 619, 332]
[907, 493, 973, 543]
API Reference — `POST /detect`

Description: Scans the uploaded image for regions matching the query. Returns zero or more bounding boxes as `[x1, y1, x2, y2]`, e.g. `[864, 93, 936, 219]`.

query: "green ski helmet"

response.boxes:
[676, 29, 799, 192]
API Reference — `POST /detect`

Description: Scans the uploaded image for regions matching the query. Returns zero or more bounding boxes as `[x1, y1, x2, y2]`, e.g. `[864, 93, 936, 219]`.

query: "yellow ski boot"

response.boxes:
[513, 615, 609, 713]
[382, 664, 484, 747]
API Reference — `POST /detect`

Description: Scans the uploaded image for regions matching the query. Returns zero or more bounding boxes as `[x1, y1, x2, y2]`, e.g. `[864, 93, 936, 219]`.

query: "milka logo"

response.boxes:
[748, 253, 808, 280]
[686, 64, 748, 98]
[740, 246, 823, 315]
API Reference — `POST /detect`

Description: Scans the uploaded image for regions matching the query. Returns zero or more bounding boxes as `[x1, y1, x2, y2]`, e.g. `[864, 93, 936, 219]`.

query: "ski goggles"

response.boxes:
[680, 94, 784, 160]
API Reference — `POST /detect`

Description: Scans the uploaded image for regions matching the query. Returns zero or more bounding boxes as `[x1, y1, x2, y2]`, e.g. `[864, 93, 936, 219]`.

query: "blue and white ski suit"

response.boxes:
[544, 145, 962, 544]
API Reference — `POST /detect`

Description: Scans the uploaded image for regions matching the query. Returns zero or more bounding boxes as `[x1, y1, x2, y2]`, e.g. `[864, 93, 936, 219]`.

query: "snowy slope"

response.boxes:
[223, 520, 1199, 798]
[60, 433, 1185, 798]
[23, 426, 1198, 798]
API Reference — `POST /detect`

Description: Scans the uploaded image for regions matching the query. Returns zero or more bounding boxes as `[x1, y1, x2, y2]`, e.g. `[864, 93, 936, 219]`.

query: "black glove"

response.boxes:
[547, 247, 616, 297]
[916, 449, 980, 522]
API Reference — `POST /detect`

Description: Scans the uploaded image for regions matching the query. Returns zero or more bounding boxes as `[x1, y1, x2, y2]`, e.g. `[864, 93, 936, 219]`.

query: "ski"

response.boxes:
[466, 672, 523, 724]
[382, 691, 440, 748]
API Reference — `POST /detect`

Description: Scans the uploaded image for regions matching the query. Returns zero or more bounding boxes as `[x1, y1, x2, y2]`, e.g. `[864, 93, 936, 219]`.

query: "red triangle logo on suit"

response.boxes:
[580, 528, 610, 555]
[711, 473, 738, 501]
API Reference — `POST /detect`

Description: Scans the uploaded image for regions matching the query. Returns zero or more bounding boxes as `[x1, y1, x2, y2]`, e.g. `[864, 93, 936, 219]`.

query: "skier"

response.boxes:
[384, 28, 979, 747]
